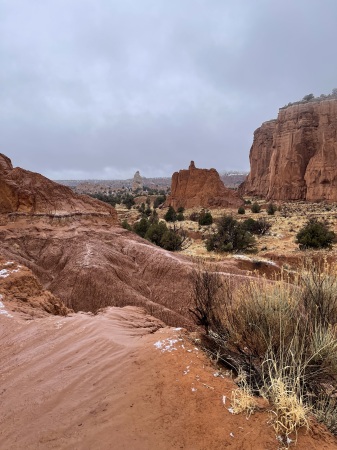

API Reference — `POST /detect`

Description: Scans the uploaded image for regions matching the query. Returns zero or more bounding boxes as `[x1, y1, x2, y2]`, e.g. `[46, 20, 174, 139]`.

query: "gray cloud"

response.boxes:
[1, 0, 337, 179]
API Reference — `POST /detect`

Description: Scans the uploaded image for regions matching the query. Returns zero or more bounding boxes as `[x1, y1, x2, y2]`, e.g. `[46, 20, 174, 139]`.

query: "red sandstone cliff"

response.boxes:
[241, 98, 337, 201]
[0, 153, 117, 219]
[166, 161, 243, 209]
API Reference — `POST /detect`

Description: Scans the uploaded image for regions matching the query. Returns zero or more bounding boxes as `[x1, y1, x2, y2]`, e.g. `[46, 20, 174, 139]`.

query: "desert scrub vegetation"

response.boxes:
[206, 215, 257, 253]
[133, 216, 190, 251]
[205, 215, 272, 253]
[190, 260, 337, 445]
[296, 218, 336, 249]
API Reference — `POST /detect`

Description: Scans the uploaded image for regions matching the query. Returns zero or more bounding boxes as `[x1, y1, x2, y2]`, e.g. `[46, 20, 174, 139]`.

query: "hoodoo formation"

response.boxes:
[241, 97, 337, 201]
[166, 161, 243, 209]
[132, 170, 143, 191]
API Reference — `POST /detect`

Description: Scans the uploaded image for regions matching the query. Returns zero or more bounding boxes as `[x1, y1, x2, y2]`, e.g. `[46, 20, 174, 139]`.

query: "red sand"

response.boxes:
[1, 306, 336, 450]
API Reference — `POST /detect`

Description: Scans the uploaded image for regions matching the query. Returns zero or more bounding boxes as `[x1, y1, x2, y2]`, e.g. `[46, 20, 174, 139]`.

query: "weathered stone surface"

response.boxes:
[132, 170, 143, 192]
[166, 161, 243, 209]
[241, 98, 337, 201]
[0, 153, 118, 219]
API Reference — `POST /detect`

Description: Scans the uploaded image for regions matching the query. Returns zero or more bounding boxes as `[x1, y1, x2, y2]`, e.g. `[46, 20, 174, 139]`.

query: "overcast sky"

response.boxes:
[1, 0, 337, 180]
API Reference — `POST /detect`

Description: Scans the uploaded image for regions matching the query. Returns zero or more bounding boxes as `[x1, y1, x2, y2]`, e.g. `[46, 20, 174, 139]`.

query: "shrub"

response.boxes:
[251, 202, 261, 213]
[177, 206, 185, 213]
[198, 211, 213, 226]
[122, 194, 135, 209]
[189, 212, 200, 222]
[176, 212, 185, 221]
[160, 229, 183, 251]
[145, 221, 167, 246]
[153, 195, 166, 208]
[242, 217, 271, 235]
[164, 206, 177, 222]
[238, 206, 245, 215]
[121, 219, 132, 231]
[267, 203, 277, 215]
[206, 215, 256, 253]
[133, 217, 150, 238]
[296, 218, 335, 249]
[190, 261, 337, 440]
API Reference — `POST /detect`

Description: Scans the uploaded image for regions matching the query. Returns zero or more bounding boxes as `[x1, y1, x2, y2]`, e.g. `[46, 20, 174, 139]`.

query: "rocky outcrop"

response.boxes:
[166, 161, 243, 209]
[0, 258, 69, 318]
[241, 98, 337, 201]
[132, 170, 143, 191]
[0, 153, 118, 219]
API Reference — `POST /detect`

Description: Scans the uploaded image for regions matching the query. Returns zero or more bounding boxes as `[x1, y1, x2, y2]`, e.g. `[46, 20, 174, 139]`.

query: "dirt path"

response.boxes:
[0, 307, 336, 450]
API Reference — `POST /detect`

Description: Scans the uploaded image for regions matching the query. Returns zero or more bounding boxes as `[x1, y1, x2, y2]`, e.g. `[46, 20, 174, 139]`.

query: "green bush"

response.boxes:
[206, 215, 256, 253]
[121, 219, 132, 231]
[164, 206, 177, 222]
[242, 217, 271, 235]
[267, 203, 277, 215]
[153, 195, 166, 208]
[133, 217, 150, 238]
[296, 218, 335, 249]
[198, 211, 213, 226]
[122, 194, 135, 209]
[176, 212, 185, 221]
[160, 229, 184, 251]
[238, 206, 245, 215]
[251, 202, 261, 213]
[145, 221, 167, 246]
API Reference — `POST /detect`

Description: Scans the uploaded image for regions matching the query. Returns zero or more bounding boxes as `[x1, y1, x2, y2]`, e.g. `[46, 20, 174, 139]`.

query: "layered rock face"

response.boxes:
[0, 154, 251, 328]
[0, 153, 117, 218]
[166, 161, 243, 209]
[241, 98, 337, 201]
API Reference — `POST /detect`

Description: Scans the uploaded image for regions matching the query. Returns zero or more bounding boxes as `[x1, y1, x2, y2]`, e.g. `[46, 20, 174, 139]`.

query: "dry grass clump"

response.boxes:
[268, 378, 310, 446]
[230, 371, 256, 417]
[190, 259, 337, 445]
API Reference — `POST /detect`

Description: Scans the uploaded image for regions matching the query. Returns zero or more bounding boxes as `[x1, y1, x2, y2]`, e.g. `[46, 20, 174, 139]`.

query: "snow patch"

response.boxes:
[233, 255, 277, 267]
[0, 300, 13, 318]
[154, 338, 178, 353]
[0, 269, 9, 278]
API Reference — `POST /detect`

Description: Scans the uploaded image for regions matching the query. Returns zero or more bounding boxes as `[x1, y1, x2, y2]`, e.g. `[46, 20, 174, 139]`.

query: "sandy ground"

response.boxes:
[1, 305, 336, 450]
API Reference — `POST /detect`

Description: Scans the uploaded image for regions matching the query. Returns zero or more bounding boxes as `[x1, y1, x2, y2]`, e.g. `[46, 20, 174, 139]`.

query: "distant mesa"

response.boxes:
[0, 153, 117, 219]
[165, 161, 243, 209]
[240, 96, 337, 202]
[132, 170, 143, 192]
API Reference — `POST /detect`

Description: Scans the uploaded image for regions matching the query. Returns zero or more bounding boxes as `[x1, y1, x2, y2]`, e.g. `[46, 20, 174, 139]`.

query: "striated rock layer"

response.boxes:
[0, 154, 250, 328]
[166, 161, 243, 209]
[241, 98, 337, 201]
[0, 153, 117, 219]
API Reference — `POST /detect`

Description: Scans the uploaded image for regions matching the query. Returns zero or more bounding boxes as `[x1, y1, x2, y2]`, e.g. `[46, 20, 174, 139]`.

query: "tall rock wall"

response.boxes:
[166, 161, 243, 209]
[241, 98, 337, 201]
